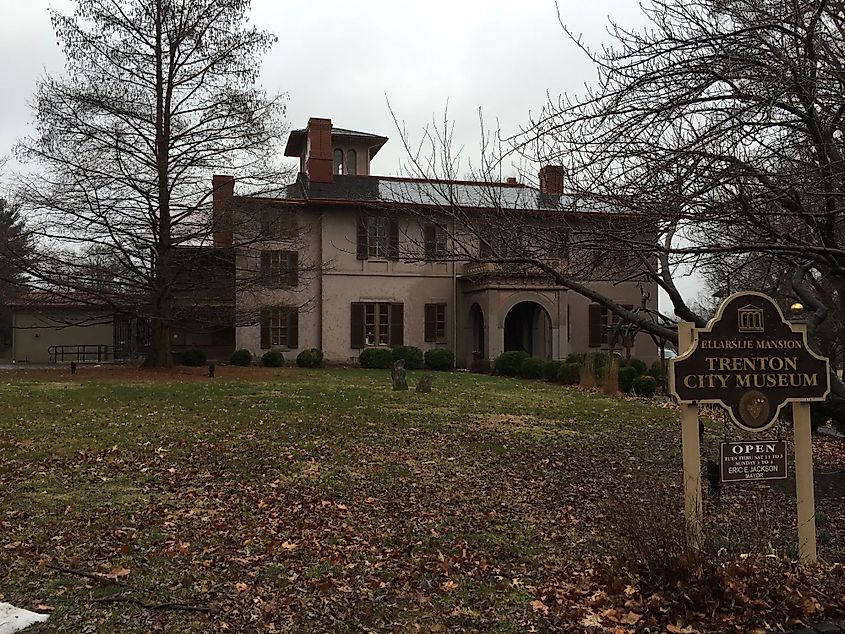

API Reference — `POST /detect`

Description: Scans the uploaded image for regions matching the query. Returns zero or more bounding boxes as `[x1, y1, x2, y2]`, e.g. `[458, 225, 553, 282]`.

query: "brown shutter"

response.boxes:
[479, 228, 492, 258]
[388, 218, 399, 260]
[350, 303, 365, 349]
[424, 303, 436, 342]
[356, 215, 368, 260]
[390, 303, 404, 346]
[556, 229, 570, 260]
[260, 251, 271, 285]
[287, 251, 299, 287]
[424, 224, 436, 260]
[287, 309, 299, 349]
[260, 309, 270, 349]
[588, 304, 602, 348]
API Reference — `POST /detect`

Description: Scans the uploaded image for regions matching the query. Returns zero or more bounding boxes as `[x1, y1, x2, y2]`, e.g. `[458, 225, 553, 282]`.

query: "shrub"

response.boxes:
[603, 356, 620, 394]
[261, 349, 284, 367]
[565, 353, 587, 364]
[557, 362, 581, 385]
[542, 360, 563, 382]
[580, 354, 598, 388]
[494, 351, 530, 377]
[359, 347, 394, 369]
[296, 348, 324, 368]
[178, 348, 206, 367]
[647, 360, 666, 388]
[519, 357, 545, 380]
[811, 395, 845, 433]
[632, 374, 657, 397]
[391, 346, 423, 370]
[620, 357, 647, 376]
[588, 352, 610, 379]
[618, 365, 639, 393]
[230, 349, 253, 366]
[425, 348, 455, 371]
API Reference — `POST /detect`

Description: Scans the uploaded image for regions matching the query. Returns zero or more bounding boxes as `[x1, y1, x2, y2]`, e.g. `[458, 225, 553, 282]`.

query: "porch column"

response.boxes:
[486, 295, 502, 361]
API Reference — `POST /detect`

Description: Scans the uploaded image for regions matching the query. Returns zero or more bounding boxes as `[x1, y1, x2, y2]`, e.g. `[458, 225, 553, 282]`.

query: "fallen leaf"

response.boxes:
[531, 599, 549, 614]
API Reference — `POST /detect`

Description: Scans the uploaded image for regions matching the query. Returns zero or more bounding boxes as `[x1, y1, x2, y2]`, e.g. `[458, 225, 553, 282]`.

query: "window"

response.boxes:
[588, 303, 633, 348]
[350, 302, 403, 348]
[423, 223, 447, 260]
[260, 250, 298, 287]
[260, 307, 298, 349]
[368, 216, 388, 258]
[346, 149, 357, 175]
[424, 303, 447, 343]
[333, 148, 344, 175]
[259, 209, 292, 240]
[357, 214, 399, 260]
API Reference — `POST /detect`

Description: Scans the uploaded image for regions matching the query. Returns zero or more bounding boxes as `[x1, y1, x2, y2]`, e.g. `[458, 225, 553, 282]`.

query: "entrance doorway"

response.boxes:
[503, 301, 552, 358]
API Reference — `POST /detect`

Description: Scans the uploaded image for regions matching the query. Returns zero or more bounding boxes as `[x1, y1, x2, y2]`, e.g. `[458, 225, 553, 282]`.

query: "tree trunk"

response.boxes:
[143, 316, 173, 368]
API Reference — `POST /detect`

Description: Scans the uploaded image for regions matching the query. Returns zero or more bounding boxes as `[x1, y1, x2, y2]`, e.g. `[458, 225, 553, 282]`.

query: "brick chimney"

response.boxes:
[306, 117, 333, 183]
[539, 165, 565, 196]
[212, 174, 235, 248]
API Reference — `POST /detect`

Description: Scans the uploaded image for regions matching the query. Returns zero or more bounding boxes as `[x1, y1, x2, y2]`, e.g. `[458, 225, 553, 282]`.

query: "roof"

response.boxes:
[9, 290, 114, 310]
[271, 174, 569, 212]
[284, 127, 389, 159]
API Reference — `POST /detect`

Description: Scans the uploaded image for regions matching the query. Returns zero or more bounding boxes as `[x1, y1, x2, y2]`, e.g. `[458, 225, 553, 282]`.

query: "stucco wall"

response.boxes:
[12, 310, 114, 363]
[234, 202, 660, 365]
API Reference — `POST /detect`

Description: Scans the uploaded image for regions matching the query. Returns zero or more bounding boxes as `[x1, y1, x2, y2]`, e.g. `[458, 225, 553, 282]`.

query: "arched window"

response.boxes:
[346, 149, 357, 175]
[333, 148, 344, 175]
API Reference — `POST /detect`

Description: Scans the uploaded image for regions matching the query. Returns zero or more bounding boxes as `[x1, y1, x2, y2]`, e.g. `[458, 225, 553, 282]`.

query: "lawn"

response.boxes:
[1, 366, 843, 632]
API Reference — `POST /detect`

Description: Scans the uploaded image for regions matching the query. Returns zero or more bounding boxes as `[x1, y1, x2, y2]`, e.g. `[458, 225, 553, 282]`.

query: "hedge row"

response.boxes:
[358, 346, 455, 371]
[492, 351, 661, 397]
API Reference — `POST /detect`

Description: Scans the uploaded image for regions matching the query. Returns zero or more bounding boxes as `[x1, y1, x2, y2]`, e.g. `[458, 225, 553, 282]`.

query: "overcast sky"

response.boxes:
[0, 0, 703, 308]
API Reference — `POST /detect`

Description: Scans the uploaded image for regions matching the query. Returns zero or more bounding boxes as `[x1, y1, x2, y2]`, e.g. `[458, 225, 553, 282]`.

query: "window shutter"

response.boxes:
[390, 303, 404, 346]
[424, 303, 436, 342]
[356, 215, 368, 260]
[260, 309, 270, 349]
[588, 304, 602, 348]
[424, 224, 436, 260]
[287, 251, 299, 287]
[479, 229, 492, 258]
[350, 303, 365, 349]
[287, 309, 299, 349]
[556, 229, 570, 260]
[260, 251, 271, 285]
[388, 218, 399, 260]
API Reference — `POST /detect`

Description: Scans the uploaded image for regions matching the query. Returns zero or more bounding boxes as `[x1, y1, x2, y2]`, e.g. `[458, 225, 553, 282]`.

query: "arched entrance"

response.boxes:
[504, 301, 552, 358]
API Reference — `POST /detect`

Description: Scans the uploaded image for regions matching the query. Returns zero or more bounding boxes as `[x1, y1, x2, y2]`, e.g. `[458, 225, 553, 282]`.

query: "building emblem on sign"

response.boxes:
[738, 390, 770, 428]
[670, 291, 829, 432]
[737, 305, 765, 332]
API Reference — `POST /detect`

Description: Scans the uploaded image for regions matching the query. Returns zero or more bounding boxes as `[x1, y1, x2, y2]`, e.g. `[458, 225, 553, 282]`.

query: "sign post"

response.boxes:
[793, 401, 817, 562]
[670, 292, 829, 563]
[678, 321, 703, 549]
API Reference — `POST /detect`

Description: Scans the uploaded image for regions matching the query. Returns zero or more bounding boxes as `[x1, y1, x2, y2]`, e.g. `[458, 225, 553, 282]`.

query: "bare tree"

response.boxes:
[15, 0, 291, 367]
[451, 0, 845, 394]
[386, 106, 676, 351]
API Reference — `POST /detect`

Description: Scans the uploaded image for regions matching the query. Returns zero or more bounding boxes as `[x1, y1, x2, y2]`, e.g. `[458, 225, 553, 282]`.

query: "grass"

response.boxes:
[0, 366, 840, 632]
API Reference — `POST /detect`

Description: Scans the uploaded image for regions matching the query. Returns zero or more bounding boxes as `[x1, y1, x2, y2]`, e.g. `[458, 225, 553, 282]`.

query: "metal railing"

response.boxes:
[48, 345, 114, 363]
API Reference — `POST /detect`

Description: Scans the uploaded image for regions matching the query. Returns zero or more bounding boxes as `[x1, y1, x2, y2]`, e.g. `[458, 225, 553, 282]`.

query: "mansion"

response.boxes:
[218, 117, 658, 367]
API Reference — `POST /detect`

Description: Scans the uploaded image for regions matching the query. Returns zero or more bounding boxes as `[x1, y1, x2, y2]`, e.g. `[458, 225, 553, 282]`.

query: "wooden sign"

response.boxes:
[670, 292, 829, 432]
[720, 441, 787, 482]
